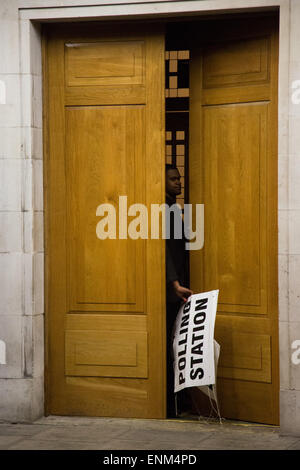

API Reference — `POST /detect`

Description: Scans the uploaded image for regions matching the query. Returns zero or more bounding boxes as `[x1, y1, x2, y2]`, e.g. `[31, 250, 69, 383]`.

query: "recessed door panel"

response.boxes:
[202, 103, 268, 314]
[66, 105, 145, 312]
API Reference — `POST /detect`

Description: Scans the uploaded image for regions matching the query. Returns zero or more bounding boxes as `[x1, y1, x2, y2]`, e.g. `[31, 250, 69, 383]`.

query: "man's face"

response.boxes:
[166, 168, 181, 197]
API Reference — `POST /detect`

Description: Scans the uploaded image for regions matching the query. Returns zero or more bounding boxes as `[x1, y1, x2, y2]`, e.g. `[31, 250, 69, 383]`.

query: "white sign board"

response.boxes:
[173, 290, 219, 393]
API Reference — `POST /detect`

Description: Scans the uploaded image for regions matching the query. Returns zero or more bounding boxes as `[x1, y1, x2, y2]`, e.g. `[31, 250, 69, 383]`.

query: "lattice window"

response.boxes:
[165, 50, 190, 209]
[165, 50, 190, 98]
[166, 129, 186, 208]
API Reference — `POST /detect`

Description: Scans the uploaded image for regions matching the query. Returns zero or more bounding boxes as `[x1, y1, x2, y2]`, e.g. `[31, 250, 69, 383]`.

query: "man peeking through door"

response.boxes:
[165, 164, 193, 418]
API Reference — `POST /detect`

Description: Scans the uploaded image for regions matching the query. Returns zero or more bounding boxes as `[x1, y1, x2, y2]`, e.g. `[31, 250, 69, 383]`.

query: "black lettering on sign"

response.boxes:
[190, 368, 204, 380]
[183, 301, 191, 314]
[193, 325, 205, 332]
[195, 298, 208, 311]
[176, 296, 212, 388]
[178, 357, 186, 371]
[194, 312, 206, 325]
[178, 333, 188, 346]
[191, 342, 204, 355]
[190, 355, 203, 367]
[189, 297, 208, 382]
[176, 303, 191, 386]
[180, 314, 189, 329]
[178, 344, 187, 356]
[192, 333, 203, 344]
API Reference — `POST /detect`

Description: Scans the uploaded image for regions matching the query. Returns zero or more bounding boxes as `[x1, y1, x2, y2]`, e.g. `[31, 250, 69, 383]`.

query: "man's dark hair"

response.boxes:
[166, 163, 179, 173]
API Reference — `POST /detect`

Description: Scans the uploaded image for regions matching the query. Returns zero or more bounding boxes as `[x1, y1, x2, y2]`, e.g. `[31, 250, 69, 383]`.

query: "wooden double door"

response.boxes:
[45, 16, 279, 423]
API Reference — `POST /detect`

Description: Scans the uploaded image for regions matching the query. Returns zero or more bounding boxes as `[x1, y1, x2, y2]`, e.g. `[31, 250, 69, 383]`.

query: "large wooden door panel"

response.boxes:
[45, 24, 165, 418]
[189, 17, 279, 424]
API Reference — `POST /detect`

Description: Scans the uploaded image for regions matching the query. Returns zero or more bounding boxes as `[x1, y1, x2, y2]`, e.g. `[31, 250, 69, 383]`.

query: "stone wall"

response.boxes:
[279, 0, 300, 436]
[0, 0, 44, 421]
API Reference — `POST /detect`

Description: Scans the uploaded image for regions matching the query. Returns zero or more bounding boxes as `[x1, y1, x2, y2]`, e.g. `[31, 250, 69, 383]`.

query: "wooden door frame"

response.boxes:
[34, 3, 284, 422]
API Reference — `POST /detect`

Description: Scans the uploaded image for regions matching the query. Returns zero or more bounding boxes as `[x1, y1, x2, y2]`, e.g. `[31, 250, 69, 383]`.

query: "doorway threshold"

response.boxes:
[171, 412, 279, 429]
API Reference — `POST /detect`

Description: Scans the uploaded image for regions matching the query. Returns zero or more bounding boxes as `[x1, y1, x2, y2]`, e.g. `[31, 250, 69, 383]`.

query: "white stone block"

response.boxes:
[31, 23, 42, 77]
[24, 253, 33, 316]
[23, 211, 33, 253]
[24, 210, 43, 252]
[279, 254, 289, 322]
[20, 75, 43, 129]
[290, 0, 300, 64]
[288, 254, 300, 322]
[279, 320, 290, 390]
[32, 375, 44, 420]
[0, 378, 32, 421]
[22, 127, 32, 159]
[22, 127, 43, 159]
[0, 159, 22, 211]
[22, 159, 33, 211]
[33, 211, 44, 253]
[0, 377, 43, 422]
[33, 252, 44, 315]
[24, 212, 44, 253]
[278, 9, 289, 123]
[33, 159, 43, 211]
[20, 74, 33, 128]
[0, 253, 23, 315]
[19, 20, 42, 76]
[278, 209, 288, 255]
[19, 20, 30, 76]
[32, 314, 44, 378]
[289, 154, 300, 210]
[0, 212, 22, 252]
[0, 0, 18, 22]
[0, 127, 22, 158]
[0, 74, 21, 127]
[289, 321, 300, 391]
[278, 154, 289, 210]
[31, 128, 43, 159]
[0, 21, 19, 74]
[289, 210, 300, 254]
[289, 71, 300, 117]
[278, 3, 290, 69]
[33, 76, 43, 129]
[278, 74, 290, 123]
[30, 22, 42, 76]
[289, 116, 300, 156]
[0, 315, 23, 378]
[290, 62, 300, 83]
[0, 79, 6, 104]
[23, 315, 33, 376]
[278, 118, 288, 160]
[280, 390, 300, 436]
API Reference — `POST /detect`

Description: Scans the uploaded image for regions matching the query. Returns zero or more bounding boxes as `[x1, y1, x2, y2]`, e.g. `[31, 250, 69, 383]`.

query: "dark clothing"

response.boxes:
[166, 300, 181, 417]
[165, 194, 187, 417]
[165, 195, 187, 303]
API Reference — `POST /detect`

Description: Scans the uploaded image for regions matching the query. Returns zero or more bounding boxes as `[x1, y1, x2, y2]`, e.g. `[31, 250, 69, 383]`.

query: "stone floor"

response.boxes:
[0, 415, 300, 450]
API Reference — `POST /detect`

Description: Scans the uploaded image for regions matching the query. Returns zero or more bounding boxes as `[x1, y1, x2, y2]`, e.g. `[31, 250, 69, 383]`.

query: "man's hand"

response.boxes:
[172, 281, 193, 302]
